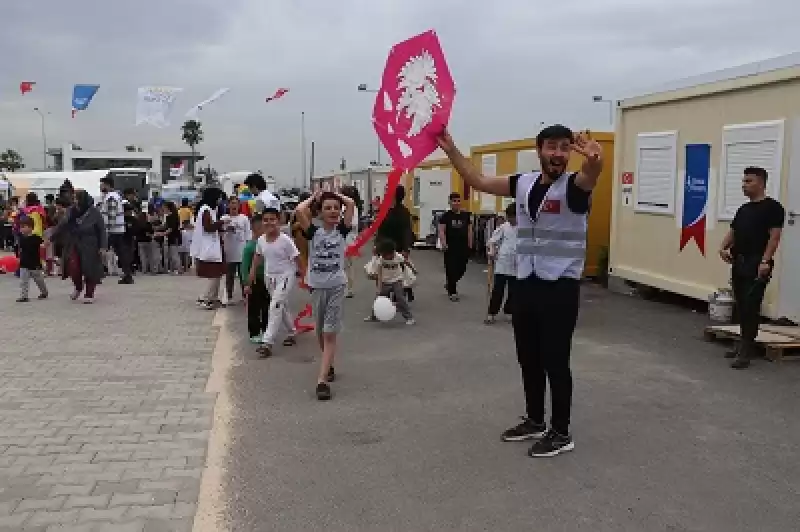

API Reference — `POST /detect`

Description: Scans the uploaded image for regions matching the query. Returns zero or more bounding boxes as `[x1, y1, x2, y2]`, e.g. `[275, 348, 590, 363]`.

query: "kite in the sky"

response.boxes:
[71, 84, 100, 118]
[20, 81, 36, 95]
[265, 88, 289, 103]
[186, 87, 230, 119]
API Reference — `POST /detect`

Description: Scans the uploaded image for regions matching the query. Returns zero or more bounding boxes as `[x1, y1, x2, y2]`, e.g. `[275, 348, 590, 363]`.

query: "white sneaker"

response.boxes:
[405, 318, 416, 326]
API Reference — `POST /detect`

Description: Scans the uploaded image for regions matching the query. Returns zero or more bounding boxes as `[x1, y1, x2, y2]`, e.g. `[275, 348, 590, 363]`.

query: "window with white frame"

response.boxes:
[635, 131, 678, 214]
[717, 120, 784, 221]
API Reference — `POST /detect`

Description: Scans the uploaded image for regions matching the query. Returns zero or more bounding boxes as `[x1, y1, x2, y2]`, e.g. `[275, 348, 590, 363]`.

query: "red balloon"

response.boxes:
[345, 167, 404, 257]
[0, 255, 20, 274]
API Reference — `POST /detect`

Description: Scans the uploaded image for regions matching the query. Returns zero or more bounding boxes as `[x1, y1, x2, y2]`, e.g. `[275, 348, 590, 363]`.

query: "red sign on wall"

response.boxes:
[621, 172, 634, 185]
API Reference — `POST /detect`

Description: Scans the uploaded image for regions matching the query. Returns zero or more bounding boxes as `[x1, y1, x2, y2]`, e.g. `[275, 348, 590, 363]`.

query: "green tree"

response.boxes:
[181, 120, 204, 188]
[0, 149, 24, 172]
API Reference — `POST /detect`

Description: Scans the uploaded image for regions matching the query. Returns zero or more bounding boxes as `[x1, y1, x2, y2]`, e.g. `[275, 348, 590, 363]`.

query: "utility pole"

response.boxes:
[301, 111, 307, 188]
[33, 107, 48, 169]
[309, 141, 315, 189]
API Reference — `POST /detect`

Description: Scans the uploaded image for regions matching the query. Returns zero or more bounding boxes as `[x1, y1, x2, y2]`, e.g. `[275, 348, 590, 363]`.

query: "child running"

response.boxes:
[16, 218, 48, 302]
[295, 190, 355, 401]
[241, 216, 270, 344]
[249, 208, 300, 358]
[365, 239, 415, 325]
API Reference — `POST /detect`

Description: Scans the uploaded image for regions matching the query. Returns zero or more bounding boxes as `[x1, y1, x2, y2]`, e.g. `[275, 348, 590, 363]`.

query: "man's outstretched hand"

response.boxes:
[573, 131, 603, 179]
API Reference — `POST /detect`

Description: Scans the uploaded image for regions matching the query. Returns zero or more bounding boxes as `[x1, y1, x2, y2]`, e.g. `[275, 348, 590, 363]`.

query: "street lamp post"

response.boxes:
[357, 84, 382, 166]
[301, 111, 307, 188]
[592, 96, 614, 126]
[33, 107, 48, 169]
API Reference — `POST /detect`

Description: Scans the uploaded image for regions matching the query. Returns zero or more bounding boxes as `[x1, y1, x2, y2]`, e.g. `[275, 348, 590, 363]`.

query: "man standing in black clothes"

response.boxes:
[438, 192, 472, 301]
[437, 125, 603, 458]
[719, 166, 785, 369]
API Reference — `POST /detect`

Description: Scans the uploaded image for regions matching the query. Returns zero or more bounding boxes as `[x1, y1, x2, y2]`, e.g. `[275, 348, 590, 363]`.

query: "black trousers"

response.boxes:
[511, 276, 581, 436]
[488, 273, 515, 316]
[226, 262, 243, 299]
[247, 279, 270, 337]
[108, 234, 133, 279]
[443, 248, 469, 296]
[731, 272, 767, 358]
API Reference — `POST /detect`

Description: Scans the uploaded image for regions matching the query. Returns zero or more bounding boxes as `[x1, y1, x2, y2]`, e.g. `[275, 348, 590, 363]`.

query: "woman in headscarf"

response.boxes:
[190, 187, 228, 310]
[49, 189, 107, 303]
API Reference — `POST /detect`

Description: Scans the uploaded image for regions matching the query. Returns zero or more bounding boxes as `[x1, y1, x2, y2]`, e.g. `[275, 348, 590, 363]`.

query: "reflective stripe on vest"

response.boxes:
[514, 171, 587, 281]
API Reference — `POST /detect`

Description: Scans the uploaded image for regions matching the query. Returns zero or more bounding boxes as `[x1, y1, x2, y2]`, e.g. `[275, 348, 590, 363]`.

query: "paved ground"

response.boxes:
[0, 271, 218, 532]
[218, 250, 800, 532]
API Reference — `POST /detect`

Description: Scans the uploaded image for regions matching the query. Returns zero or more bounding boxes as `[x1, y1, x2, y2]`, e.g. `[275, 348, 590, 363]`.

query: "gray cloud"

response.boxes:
[2, 0, 798, 185]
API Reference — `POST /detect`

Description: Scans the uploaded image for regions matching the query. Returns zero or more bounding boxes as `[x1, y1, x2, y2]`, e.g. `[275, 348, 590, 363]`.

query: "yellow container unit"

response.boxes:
[469, 133, 614, 278]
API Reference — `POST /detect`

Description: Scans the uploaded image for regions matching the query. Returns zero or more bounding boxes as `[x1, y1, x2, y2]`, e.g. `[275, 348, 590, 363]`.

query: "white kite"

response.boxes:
[185, 87, 230, 119]
[136, 86, 183, 128]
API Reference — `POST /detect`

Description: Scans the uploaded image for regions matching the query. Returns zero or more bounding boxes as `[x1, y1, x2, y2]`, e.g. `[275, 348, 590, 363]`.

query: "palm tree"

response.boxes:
[181, 120, 204, 188]
[0, 149, 24, 172]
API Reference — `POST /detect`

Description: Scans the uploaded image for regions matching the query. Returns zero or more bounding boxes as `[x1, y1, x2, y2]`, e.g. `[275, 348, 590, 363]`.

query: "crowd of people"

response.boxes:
[2, 122, 784, 462]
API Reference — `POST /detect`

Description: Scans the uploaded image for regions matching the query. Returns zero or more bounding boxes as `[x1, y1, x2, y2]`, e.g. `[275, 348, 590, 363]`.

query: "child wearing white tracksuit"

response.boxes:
[248, 208, 301, 358]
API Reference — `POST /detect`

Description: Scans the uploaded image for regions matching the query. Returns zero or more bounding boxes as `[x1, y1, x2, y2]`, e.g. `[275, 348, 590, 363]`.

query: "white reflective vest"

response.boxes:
[515, 171, 587, 281]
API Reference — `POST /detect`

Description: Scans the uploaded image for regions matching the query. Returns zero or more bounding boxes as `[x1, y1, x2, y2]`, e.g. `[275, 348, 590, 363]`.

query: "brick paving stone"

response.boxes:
[0, 275, 217, 530]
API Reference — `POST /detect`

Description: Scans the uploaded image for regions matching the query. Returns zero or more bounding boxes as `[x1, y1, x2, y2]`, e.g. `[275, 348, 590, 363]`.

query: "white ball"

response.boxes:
[372, 296, 396, 322]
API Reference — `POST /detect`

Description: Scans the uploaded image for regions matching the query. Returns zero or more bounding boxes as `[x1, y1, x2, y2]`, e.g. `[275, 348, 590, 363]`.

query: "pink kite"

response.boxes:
[372, 29, 456, 170]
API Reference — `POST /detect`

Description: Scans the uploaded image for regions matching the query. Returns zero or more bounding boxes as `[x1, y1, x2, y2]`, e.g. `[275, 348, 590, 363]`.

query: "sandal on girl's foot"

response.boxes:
[257, 345, 273, 358]
[326, 366, 336, 382]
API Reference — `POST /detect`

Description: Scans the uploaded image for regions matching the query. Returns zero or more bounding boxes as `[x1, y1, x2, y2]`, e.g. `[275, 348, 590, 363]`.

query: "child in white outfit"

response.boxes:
[248, 207, 300, 358]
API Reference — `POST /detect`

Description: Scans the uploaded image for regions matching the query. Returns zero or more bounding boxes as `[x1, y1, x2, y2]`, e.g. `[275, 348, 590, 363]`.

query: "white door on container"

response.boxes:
[418, 169, 451, 238]
[779, 117, 800, 321]
[372, 175, 387, 202]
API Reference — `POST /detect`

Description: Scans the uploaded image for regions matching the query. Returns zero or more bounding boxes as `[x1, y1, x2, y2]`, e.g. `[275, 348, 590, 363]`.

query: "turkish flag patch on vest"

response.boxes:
[541, 199, 561, 214]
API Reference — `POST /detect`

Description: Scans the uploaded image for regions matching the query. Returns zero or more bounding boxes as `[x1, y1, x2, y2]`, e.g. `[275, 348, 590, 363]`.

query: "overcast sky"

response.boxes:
[2, 0, 797, 186]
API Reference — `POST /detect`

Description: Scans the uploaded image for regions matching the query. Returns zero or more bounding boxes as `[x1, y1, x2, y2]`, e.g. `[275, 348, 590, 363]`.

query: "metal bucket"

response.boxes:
[709, 289, 734, 323]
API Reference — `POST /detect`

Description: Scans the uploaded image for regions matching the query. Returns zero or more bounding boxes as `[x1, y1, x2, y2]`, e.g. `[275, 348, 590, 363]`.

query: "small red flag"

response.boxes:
[20, 81, 36, 95]
[265, 88, 289, 103]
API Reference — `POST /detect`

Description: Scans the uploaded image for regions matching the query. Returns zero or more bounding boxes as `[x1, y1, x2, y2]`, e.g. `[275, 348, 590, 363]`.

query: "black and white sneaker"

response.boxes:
[527, 430, 575, 457]
[501, 418, 547, 442]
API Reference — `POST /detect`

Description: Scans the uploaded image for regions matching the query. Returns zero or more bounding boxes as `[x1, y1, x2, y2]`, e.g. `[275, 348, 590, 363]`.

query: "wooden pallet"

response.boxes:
[704, 325, 800, 362]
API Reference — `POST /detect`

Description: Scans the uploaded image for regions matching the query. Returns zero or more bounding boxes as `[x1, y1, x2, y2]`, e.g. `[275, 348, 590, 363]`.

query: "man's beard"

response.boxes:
[541, 158, 566, 179]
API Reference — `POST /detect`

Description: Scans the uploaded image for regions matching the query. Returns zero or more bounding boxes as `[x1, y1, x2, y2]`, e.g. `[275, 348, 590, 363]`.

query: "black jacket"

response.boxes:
[377, 204, 413, 252]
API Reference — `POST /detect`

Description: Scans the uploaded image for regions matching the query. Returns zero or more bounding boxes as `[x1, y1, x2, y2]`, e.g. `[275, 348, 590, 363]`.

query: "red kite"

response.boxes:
[265, 88, 289, 103]
[20, 81, 36, 95]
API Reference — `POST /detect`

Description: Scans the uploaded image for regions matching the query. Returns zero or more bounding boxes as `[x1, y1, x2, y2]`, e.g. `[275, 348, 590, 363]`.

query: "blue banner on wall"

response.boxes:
[680, 143, 711, 255]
